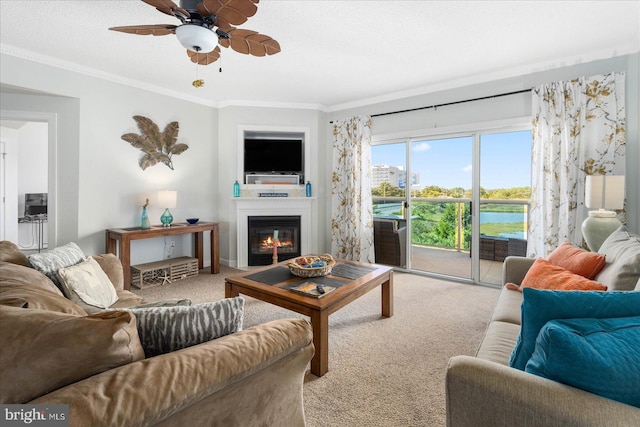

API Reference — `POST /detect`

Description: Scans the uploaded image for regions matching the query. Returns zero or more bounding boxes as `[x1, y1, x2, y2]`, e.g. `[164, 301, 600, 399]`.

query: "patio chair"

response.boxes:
[373, 218, 406, 267]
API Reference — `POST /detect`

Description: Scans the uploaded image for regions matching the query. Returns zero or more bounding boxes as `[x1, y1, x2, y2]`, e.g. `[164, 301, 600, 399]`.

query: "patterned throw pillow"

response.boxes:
[28, 242, 86, 297]
[124, 297, 245, 357]
[58, 256, 119, 309]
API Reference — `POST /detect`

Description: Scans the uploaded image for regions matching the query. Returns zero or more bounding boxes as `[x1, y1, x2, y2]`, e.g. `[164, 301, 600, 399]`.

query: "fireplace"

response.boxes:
[248, 216, 301, 266]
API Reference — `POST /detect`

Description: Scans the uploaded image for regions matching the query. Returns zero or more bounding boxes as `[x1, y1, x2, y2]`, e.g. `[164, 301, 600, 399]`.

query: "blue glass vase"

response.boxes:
[160, 208, 174, 227]
[141, 207, 150, 229]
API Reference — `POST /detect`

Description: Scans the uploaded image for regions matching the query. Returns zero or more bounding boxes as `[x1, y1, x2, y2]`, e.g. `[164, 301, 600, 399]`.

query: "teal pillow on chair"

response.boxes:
[525, 317, 640, 407]
[509, 289, 640, 370]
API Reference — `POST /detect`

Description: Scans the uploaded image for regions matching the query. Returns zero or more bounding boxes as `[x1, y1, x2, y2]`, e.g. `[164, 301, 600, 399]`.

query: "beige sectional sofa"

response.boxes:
[446, 226, 640, 426]
[0, 241, 314, 426]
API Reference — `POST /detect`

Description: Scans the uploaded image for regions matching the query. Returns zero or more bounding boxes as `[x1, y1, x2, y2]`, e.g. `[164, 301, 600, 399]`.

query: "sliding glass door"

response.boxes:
[408, 136, 473, 279]
[372, 126, 531, 285]
[371, 142, 407, 222]
[478, 131, 531, 284]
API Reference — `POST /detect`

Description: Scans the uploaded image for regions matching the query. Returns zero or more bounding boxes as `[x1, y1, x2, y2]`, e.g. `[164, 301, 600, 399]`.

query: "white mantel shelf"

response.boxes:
[232, 198, 317, 201]
[234, 197, 316, 268]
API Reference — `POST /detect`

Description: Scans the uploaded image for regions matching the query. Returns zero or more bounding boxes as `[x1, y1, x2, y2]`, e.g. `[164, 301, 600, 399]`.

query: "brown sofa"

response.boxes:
[446, 226, 640, 426]
[0, 241, 314, 426]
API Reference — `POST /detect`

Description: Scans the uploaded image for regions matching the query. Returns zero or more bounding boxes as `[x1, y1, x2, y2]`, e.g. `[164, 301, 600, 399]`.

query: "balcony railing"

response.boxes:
[373, 197, 530, 252]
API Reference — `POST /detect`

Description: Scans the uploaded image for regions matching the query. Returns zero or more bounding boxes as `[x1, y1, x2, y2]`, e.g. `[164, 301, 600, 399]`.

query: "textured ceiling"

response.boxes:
[1, 1, 638, 110]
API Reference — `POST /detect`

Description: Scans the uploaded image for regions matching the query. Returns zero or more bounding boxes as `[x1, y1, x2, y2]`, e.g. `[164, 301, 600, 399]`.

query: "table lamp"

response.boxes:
[581, 175, 625, 251]
[158, 190, 177, 227]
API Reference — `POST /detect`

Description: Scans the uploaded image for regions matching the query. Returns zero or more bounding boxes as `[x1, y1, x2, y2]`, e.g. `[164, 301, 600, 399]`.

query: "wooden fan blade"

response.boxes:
[198, 0, 259, 26]
[212, 17, 234, 33]
[142, 0, 189, 18]
[109, 24, 177, 36]
[218, 28, 280, 57]
[187, 46, 221, 65]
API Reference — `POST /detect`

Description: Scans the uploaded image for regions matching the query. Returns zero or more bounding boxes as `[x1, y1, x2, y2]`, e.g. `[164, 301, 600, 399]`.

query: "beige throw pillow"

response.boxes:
[597, 226, 640, 291]
[58, 256, 119, 309]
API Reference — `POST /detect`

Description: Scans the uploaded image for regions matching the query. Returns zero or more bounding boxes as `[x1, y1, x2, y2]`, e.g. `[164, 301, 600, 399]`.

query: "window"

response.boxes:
[372, 124, 531, 285]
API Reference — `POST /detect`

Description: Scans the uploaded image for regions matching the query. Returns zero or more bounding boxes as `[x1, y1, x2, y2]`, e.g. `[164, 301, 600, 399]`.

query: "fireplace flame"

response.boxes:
[260, 236, 293, 250]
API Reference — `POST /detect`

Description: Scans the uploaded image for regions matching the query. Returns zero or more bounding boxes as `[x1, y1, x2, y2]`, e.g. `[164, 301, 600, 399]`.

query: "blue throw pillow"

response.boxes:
[509, 289, 640, 370]
[525, 317, 640, 407]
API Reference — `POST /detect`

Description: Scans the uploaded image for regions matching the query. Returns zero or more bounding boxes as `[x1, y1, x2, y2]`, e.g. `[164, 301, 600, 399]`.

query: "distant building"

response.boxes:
[372, 164, 419, 189]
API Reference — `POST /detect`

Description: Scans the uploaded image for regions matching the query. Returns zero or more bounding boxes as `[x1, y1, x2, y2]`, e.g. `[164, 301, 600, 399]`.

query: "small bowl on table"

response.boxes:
[186, 218, 199, 225]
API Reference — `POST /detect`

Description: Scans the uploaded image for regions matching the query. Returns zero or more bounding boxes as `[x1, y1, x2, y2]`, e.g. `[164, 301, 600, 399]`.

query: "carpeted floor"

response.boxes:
[133, 266, 500, 427]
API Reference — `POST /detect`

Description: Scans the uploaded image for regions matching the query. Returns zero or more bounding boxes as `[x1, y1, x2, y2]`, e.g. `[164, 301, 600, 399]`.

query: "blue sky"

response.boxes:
[372, 130, 531, 190]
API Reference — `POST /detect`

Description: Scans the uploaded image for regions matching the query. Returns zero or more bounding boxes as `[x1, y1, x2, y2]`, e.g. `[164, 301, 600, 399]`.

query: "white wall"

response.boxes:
[1, 54, 218, 265]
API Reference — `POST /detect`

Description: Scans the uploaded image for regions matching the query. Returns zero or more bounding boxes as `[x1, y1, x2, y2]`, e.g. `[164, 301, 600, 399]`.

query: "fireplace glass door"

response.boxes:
[248, 216, 301, 265]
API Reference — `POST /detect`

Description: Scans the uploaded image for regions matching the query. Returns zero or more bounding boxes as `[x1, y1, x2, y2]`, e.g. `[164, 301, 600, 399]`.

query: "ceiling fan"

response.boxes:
[109, 0, 280, 65]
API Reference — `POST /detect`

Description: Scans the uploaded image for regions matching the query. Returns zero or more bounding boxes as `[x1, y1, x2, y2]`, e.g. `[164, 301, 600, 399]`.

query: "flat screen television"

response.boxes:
[244, 138, 303, 176]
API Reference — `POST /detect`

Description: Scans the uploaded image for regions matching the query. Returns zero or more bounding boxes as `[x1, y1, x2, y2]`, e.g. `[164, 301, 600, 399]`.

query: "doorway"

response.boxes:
[0, 111, 57, 252]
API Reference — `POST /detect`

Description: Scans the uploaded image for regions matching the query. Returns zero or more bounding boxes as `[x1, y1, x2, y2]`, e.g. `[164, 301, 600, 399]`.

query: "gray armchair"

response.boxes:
[373, 218, 406, 267]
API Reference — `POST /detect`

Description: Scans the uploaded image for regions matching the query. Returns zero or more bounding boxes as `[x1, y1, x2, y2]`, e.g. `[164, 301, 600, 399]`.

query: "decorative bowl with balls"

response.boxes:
[287, 254, 336, 278]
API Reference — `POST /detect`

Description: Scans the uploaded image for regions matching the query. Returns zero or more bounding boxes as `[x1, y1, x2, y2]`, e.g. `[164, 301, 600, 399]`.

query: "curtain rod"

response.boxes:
[329, 88, 531, 123]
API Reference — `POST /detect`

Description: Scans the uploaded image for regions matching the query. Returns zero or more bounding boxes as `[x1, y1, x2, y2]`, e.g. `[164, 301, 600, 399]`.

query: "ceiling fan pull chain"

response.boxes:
[192, 51, 204, 88]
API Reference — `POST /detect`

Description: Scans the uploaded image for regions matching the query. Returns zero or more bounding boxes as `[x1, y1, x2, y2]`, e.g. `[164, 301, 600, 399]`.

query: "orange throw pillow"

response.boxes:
[508, 258, 607, 292]
[546, 242, 606, 279]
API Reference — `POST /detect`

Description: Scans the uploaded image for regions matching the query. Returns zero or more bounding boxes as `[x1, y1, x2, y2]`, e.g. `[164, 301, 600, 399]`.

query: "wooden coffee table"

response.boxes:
[225, 259, 393, 377]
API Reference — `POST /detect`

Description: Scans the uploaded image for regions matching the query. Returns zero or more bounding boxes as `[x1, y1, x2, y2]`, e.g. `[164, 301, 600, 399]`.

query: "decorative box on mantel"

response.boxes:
[234, 197, 315, 268]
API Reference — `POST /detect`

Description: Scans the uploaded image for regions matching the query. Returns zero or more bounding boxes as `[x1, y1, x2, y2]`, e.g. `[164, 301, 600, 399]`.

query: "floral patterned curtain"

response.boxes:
[529, 72, 626, 257]
[331, 116, 375, 262]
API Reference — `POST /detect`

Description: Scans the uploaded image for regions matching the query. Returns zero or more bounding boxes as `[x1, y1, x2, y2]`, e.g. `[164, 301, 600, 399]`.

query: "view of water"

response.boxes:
[480, 212, 526, 239]
[374, 204, 527, 239]
[479, 212, 524, 224]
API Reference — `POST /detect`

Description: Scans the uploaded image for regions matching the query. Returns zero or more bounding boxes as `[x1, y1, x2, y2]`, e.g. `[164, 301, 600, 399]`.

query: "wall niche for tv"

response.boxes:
[243, 130, 306, 185]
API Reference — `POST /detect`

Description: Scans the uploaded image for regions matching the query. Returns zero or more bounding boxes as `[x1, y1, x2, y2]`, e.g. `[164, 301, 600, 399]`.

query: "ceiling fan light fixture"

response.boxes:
[175, 24, 218, 53]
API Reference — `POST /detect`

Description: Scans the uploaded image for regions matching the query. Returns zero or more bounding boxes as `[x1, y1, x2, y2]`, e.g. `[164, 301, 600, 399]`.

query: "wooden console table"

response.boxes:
[106, 222, 219, 290]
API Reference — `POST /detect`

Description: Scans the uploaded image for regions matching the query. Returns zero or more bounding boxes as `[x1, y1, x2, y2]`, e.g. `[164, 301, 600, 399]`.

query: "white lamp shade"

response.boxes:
[585, 175, 625, 210]
[175, 24, 218, 53]
[157, 190, 177, 209]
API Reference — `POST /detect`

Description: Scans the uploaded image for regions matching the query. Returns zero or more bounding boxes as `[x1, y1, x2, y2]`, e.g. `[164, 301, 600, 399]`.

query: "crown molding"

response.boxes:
[217, 99, 326, 111]
[3, 42, 638, 114]
[1, 44, 219, 107]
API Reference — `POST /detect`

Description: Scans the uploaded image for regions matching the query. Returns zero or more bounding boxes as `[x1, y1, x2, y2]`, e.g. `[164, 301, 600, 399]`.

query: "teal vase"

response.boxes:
[141, 207, 151, 229]
[160, 208, 174, 227]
